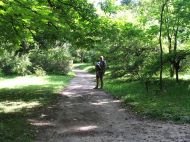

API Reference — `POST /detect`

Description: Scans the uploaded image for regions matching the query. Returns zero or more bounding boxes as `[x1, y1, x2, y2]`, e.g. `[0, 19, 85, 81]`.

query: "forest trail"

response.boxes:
[36, 69, 190, 142]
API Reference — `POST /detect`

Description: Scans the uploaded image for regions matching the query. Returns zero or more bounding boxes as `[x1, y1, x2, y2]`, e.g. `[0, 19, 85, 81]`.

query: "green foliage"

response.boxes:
[103, 21, 157, 80]
[13, 55, 32, 75]
[100, 0, 119, 14]
[33, 66, 46, 76]
[0, 51, 31, 75]
[0, 47, 73, 76]
[0, 0, 99, 52]
[89, 0, 190, 86]
[30, 48, 73, 75]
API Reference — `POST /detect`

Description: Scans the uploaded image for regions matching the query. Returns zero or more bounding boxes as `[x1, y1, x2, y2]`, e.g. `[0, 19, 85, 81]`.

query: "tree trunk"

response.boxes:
[174, 26, 179, 52]
[159, 0, 168, 90]
[80, 52, 84, 63]
[165, 18, 174, 78]
[80, 56, 83, 63]
[174, 26, 179, 82]
[170, 65, 174, 77]
[175, 67, 179, 83]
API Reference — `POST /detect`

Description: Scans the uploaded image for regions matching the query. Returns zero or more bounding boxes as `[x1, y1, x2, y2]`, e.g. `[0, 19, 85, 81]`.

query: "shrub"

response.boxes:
[33, 66, 46, 76]
[30, 48, 73, 74]
[0, 51, 32, 75]
[13, 55, 32, 75]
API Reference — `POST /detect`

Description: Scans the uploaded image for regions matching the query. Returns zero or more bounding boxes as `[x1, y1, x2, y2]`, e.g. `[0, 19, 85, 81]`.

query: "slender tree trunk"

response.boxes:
[175, 67, 179, 82]
[174, 26, 179, 82]
[80, 55, 83, 63]
[159, 0, 168, 90]
[165, 17, 174, 77]
[174, 60, 180, 83]
[174, 26, 179, 52]
[80, 51, 84, 63]
[167, 27, 174, 77]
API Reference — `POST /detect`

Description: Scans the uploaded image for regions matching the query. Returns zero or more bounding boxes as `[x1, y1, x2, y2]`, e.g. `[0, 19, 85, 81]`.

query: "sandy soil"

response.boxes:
[35, 69, 190, 142]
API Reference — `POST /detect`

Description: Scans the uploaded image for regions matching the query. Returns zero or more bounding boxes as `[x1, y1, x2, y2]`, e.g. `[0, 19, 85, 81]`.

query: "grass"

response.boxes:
[104, 78, 190, 123]
[0, 74, 73, 142]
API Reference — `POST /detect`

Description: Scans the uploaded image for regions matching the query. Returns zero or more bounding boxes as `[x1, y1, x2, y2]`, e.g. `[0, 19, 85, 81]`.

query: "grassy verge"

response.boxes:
[0, 74, 73, 142]
[104, 78, 190, 123]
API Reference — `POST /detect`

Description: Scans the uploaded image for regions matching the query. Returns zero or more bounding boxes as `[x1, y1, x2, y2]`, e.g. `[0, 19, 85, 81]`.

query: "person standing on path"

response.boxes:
[94, 56, 106, 89]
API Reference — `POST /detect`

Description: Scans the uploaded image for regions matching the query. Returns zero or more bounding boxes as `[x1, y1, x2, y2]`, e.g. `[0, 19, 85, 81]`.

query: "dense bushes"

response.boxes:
[30, 48, 73, 75]
[0, 51, 31, 75]
[0, 48, 73, 76]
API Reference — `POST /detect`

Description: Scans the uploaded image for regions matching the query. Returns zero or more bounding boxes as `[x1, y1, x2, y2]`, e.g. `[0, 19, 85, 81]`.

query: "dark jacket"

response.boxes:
[95, 60, 106, 72]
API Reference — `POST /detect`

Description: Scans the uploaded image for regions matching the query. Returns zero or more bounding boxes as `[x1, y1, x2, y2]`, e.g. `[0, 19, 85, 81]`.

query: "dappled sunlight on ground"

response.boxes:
[72, 125, 98, 132]
[73, 69, 94, 78]
[77, 73, 94, 78]
[90, 99, 122, 106]
[28, 119, 56, 127]
[50, 125, 100, 139]
[0, 74, 72, 142]
[0, 75, 70, 114]
[62, 91, 74, 97]
[0, 101, 41, 113]
[0, 76, 48, 89]
[69, 85, 83, 89]
[55, 125, 99, 137]
[90, 101, 110, 106]
[73, 63, 95, 73]
[118, 108, 125, 112]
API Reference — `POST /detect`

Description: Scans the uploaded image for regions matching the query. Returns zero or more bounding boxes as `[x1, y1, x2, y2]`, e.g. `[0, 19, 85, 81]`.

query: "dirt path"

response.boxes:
[36, 69, 190, 142]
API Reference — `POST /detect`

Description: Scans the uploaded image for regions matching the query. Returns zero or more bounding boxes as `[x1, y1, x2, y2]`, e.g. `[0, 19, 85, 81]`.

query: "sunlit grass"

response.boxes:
[0, 76, 48, 89]
[0, 101, 40, 113]
[0, 74, 73, 141]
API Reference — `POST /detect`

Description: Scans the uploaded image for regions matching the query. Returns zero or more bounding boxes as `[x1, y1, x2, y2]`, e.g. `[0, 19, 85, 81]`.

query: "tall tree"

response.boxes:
[159, 0, 168, 90]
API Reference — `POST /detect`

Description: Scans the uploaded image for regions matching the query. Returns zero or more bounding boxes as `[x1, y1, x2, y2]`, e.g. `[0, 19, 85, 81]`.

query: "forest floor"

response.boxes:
[35, 69, 190, 142]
